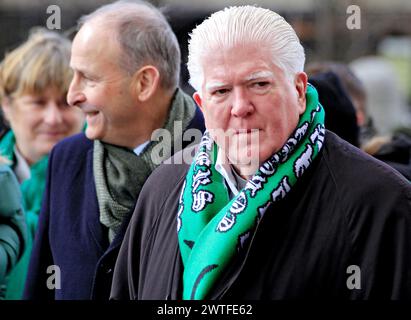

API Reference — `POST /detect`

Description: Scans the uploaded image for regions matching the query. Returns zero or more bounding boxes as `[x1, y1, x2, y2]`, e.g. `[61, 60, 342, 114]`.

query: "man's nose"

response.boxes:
[67, 77, 86, 107]
[231, 88, 254, 118]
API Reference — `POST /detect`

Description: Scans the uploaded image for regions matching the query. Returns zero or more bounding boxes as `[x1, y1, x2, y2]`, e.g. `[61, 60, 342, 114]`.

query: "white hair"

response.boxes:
[187, 6, 305, 92]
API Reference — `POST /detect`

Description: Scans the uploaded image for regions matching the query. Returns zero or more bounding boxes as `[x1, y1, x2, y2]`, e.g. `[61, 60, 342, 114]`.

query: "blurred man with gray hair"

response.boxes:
[24, 0, 204, 300]
[112, 6, 410, 300]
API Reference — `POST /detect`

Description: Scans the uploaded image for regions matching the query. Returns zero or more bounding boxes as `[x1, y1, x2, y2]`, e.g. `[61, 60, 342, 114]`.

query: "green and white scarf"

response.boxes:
[177, 84, 325, 300]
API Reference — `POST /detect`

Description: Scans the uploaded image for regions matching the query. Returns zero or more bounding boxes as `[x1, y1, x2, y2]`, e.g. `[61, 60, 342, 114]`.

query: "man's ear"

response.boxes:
[295, 72, 308, 115]
[193, 92, 203, 110]
[132, 65, 160, 101]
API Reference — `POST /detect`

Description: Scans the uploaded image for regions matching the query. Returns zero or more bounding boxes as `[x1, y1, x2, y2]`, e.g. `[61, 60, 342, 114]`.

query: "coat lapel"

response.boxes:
[86, 147, 109, 253]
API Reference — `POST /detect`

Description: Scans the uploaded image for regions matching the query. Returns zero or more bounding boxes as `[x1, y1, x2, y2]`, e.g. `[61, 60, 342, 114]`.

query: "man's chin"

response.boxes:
[85, 128, 101, 141]
[227, 148, 260, 172]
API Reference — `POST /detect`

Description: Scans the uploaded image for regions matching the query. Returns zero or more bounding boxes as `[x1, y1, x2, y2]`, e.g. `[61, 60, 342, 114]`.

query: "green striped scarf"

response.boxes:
[177, 84, 325, 300]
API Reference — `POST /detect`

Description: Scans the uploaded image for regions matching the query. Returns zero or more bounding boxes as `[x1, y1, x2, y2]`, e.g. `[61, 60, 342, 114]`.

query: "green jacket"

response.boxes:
[0, 131, 48, 299]
[0, 165, 26, 299]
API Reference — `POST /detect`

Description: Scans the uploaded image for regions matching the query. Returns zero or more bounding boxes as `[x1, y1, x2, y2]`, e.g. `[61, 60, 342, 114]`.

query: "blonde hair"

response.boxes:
[187, 6, 305, 92]
[0, 27, 72, 103]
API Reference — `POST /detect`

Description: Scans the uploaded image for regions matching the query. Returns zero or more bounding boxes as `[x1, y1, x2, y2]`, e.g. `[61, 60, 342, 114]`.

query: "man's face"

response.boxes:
[67, 22, 138, 147]
[194, 44, 307, 173]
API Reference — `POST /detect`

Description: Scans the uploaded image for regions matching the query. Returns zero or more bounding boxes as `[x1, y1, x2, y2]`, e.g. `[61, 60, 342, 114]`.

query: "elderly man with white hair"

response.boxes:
[111, 6, 411, 300]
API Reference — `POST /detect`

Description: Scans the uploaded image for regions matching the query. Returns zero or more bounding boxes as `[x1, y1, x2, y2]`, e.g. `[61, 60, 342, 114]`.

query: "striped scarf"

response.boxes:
[177, 84, 325, 299]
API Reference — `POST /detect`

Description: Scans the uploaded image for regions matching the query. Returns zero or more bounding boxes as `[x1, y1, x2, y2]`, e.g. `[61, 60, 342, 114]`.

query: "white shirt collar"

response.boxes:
[215, 148, 241, 196]
[133, 141, 150, 156]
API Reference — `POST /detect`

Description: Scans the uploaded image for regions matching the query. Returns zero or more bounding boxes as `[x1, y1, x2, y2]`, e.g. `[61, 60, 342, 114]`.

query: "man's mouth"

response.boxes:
[234, 128, 260, 134]
[86, 111, 99, 122]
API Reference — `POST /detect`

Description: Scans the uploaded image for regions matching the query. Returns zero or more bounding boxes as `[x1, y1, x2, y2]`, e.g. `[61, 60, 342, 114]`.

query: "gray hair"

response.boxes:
[187, 6, 305, 92]
[78, 0, 180, 90]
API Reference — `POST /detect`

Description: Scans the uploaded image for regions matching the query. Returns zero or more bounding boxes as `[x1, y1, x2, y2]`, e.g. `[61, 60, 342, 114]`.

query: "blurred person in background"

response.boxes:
[307, 61, 411, 180]
[0, 28, 85, 299]
[306, 62, 370, 145]
[350, 57, 411, 181]
[350, 56, 411, 137]
[0, 161, 26, 299]
[308, 70, 360, 147]
[351, 57, 411, 180]
[363, 132, 411, 180]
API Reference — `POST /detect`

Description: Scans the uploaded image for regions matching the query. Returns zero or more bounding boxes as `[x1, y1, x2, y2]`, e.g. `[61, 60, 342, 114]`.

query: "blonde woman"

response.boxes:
[0, 28, 84, 299]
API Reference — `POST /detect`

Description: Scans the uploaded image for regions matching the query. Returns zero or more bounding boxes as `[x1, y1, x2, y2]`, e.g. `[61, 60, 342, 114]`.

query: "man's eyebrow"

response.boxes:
[70, 66, 93, 78]
[70, 65, 83, 73]
[205, 81, 227, 92]
[244, 71, 274, 81]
